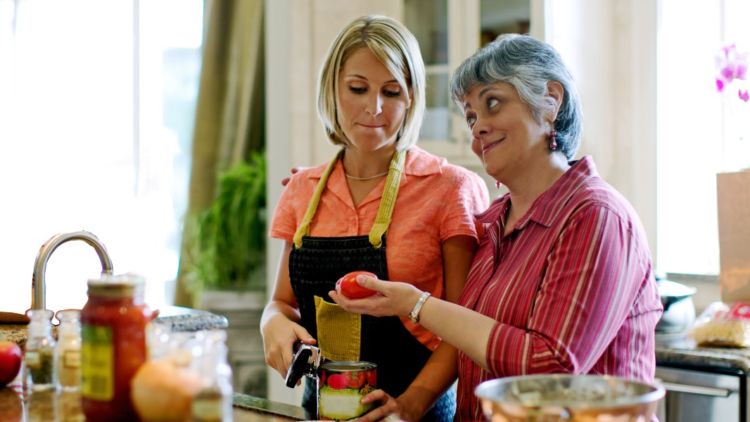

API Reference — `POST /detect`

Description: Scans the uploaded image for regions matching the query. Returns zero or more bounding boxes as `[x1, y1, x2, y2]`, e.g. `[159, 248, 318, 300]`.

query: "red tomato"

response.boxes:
[346, 371, 366, 389]
[336, 271, 378, 299]
[0, 341, 22, 387]
[327, 373, 348, 390]
[366, 370, 377, 387]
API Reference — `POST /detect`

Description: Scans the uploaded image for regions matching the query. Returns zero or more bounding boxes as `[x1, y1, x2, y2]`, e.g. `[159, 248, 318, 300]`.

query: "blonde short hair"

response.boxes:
[317, 15, 425, 151]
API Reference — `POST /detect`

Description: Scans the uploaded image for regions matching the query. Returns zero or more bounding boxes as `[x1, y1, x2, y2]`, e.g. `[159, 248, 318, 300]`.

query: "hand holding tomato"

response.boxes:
[330, 276, 424, 320]
[336, 271, 378, 299]
[0, 341, 22, 388]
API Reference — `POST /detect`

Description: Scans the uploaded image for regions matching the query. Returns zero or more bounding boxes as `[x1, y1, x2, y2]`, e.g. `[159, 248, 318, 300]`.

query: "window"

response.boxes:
[0, 0, 203, 313]
[657, 0, 750, 276]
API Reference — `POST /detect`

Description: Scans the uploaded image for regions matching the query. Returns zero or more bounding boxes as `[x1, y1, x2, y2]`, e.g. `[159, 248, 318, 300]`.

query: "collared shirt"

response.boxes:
[456, 156, 662, 421]
[271, 146, 490, 349]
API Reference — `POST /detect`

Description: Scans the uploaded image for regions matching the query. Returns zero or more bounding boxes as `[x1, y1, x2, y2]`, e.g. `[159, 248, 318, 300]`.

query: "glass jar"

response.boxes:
[24, 309, 57, 391]
[80, 273, 154, 421]
[192, 330, 233, 422]
[55, 309, 82, 392]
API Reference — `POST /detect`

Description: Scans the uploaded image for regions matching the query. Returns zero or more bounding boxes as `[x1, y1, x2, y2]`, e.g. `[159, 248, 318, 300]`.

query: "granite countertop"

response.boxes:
[656, 332, 750, 374]
[0, 383, 306, 421]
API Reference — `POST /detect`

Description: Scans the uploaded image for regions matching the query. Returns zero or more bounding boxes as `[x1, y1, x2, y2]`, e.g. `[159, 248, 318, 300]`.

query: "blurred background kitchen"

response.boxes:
[1, 0, 749, 414]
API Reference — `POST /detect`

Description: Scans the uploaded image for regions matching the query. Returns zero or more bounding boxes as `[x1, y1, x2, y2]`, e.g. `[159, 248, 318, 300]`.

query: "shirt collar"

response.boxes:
[475, 155, 599, 228]
[305, 146, 444, 181]
[305, 146, 445, 208]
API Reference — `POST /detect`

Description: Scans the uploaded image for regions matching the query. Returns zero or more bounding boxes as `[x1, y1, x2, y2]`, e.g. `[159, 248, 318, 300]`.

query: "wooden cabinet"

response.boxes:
[403, 0, 541, 193]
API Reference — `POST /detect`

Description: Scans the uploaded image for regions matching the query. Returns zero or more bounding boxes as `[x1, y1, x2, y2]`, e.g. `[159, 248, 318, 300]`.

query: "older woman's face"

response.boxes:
[336, 48, 410, 152]
[462, 82, 548, 181]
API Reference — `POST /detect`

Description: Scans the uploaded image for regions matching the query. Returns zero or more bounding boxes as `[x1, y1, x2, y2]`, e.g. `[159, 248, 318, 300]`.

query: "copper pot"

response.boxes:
[474, 374, 664, 421]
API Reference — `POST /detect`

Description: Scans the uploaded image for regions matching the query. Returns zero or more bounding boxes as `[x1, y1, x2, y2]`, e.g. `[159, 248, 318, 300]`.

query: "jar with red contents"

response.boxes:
[80, 273, 155, 421]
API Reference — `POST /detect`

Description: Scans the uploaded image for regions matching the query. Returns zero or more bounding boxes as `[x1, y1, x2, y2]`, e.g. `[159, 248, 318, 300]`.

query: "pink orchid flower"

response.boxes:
[716, 43, 750, 99]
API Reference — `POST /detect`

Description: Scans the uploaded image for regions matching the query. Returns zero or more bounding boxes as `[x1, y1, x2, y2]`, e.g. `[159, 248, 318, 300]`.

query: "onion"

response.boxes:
[131, 359, 202, 421]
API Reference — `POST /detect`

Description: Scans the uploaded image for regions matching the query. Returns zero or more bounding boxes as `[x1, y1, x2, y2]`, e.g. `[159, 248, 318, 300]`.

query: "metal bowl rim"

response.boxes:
[474, 374, 666, 408]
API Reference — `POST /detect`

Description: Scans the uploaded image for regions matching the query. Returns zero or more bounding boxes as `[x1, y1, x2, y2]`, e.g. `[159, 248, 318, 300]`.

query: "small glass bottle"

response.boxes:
[55, 309, 82, 392]
[192, 330, 233, 422]
[24, 309, 57, 392]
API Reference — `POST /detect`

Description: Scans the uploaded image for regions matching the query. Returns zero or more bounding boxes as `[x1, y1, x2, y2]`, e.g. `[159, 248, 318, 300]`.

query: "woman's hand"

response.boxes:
[329, 275, 422, 318]
[281, 167, 308, 186]
[357, 389, 421, 422]
[260, 312, 316, 378]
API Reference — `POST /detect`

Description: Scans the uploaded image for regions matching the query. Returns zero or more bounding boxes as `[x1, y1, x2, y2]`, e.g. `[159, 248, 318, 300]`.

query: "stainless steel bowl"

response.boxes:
[474, 374, 665, 421]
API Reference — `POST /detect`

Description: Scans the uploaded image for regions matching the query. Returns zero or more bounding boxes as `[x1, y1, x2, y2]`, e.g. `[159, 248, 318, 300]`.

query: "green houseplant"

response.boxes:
[185, 151, 267, 296]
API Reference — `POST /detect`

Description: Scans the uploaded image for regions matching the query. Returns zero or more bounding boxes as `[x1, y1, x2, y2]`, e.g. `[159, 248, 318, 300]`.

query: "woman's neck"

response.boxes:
[504, 153, 570, 222]
[342, 146, 396, 179]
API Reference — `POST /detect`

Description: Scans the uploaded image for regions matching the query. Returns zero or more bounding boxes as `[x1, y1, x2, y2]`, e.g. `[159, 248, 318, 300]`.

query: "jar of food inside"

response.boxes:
[80, 273, 154, 421]
[25, 309, 57, 392]
[192, 330, 233, 422]
[318, 361, 377, 420]
[55, 309, 82, 392]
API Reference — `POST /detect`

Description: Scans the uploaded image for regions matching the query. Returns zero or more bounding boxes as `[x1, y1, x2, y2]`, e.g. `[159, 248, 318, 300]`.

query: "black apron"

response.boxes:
[289, 149, 454, 420]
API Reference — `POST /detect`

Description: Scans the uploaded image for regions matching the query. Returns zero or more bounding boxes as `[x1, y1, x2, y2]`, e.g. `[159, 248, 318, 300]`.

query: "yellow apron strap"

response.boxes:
[292, 148, 406, 249]
[292, 149, 344, 249]
[369, 150, 405, 248]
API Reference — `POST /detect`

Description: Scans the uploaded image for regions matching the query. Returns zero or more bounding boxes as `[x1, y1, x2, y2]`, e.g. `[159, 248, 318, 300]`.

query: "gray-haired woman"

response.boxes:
[331, 34, 662, 421]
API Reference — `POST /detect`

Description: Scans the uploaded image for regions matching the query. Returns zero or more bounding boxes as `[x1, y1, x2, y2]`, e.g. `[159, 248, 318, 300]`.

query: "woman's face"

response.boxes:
[461, 82, 549, 181]
[337, 48, 410, 152]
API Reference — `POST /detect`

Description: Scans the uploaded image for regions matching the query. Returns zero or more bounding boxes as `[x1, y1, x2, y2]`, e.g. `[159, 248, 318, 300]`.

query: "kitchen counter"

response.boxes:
[657, 332, 750, 374]
[0, 383, 308, 421]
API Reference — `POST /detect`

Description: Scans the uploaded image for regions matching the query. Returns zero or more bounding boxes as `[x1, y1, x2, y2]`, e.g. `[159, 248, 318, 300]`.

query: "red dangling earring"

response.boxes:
[548, 130, 558, 151]
[495, 181, 502, 189]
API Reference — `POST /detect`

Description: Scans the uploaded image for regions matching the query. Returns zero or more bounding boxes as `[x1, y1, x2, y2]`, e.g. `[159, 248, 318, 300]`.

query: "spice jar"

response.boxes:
[55, 309, 82, 392]
[80, 273, 154, 421]
[24, 309, 57, 391]
[192, 330, 233, 422]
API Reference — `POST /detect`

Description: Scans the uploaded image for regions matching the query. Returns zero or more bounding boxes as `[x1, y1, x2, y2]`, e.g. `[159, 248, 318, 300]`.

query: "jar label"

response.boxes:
[25, 351, 40, 367]
[64, 349, 81, 368]
[192, 398, 223, 419]
[81, 325, 113, 401]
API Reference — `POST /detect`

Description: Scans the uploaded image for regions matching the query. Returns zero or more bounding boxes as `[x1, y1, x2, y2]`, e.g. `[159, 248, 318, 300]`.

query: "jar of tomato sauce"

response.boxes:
[80, 273, 154, 421]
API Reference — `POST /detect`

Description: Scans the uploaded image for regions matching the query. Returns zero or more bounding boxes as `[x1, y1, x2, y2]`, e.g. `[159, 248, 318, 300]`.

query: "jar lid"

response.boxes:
[87, 273, 145, 297]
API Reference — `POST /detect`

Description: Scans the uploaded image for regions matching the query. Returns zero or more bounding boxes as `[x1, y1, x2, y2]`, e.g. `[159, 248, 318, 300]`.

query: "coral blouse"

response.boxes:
[271, 146, 490, 349]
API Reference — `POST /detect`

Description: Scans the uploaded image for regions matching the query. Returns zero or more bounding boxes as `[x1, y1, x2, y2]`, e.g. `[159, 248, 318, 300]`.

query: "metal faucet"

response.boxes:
[31, 231, 114, 310]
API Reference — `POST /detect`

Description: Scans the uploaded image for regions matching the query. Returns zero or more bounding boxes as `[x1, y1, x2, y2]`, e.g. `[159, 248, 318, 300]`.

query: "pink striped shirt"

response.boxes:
[456, 156, 662, 421]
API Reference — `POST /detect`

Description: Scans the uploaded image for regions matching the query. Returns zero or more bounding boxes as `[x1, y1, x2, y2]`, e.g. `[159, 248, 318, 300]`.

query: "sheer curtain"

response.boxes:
[0, 0, 203, 313]
[173, 0, 265, 307]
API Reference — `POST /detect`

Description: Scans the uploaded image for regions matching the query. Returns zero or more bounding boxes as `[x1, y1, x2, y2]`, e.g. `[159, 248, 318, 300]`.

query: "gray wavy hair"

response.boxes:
[450, 34, 583, 159]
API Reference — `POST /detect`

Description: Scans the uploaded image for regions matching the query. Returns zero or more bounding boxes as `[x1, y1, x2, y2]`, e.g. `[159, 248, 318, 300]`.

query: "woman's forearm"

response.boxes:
[416, 297, 496, 371]
[261, 300, 301, 326]
[398, 342, 458, 417]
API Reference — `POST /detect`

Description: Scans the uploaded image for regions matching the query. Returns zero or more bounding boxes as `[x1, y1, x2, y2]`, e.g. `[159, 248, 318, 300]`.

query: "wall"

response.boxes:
[545, 0, 658, 262]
